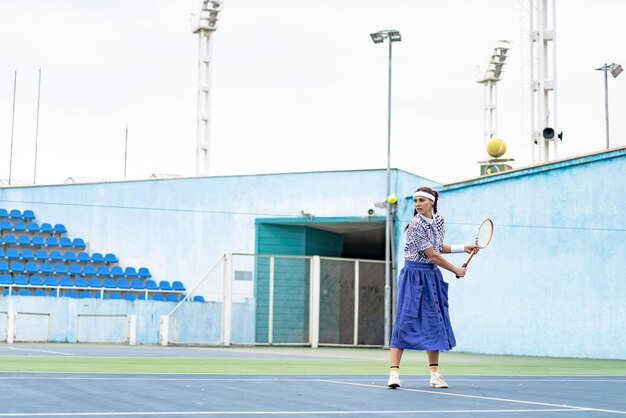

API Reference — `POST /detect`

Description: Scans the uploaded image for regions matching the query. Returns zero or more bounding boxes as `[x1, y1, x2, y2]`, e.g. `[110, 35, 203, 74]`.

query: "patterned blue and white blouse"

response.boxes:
[404, 214, 445, 263]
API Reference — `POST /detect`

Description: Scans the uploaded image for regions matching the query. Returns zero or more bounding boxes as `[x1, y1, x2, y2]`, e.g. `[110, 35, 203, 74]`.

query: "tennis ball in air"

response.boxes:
[387, 195, 398, 205]
[486, 137, 507, 158]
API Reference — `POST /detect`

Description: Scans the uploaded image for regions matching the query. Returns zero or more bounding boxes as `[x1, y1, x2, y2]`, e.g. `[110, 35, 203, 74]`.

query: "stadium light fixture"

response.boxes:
[370, 29, 401, 349]
[595, 62, 622, 149]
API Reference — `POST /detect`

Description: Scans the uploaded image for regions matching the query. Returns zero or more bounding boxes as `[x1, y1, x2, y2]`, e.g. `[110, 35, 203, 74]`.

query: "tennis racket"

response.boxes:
[456, 218, 494, 278]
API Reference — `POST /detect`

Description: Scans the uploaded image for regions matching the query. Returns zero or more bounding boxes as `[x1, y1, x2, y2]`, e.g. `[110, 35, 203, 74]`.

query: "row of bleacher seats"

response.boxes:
[0, 260, 150, 278]
[0, 248, 118, 264]
[0, 209, 35, 221]
[1, 234, 85, 248]
[0, 207, 203, 302]
[2, 287, 204, 302]
[0, 220, 67, 235]
[0, 274, 182, 290]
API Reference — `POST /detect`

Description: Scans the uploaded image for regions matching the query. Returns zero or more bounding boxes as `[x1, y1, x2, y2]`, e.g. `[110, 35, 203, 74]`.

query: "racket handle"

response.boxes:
[455, 250, 476, 279]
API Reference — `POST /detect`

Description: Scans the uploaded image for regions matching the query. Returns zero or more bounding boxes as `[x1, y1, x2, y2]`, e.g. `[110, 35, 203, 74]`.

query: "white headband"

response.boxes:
[413, 191, 436, 202]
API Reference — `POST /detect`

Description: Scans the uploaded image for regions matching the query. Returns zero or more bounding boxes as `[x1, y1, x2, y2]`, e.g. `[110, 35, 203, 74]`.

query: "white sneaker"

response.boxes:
[388, 369, 401, 388]
[429, 374, 448, 389]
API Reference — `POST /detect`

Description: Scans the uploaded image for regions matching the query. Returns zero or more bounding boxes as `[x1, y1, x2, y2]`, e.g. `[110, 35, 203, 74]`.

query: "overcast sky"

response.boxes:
[1, 0, 624, 186]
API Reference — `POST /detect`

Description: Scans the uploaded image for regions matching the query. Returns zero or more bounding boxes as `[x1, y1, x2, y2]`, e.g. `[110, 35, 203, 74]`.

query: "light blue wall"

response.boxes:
[396, 148, 626, 359]
[0, 169, 431, 346]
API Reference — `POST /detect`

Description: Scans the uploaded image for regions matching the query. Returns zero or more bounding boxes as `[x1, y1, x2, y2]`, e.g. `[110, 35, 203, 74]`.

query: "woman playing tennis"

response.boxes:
[388, 186, 478, 389]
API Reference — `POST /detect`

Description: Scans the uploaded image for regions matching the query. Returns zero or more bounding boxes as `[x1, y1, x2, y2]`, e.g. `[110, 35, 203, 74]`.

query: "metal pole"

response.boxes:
[384, 39, 393, 348]
[33, 69, 41, 184]
[604, 64, 610, 149]
[9, 71, 17, 186]
[124, 124, 129, 180]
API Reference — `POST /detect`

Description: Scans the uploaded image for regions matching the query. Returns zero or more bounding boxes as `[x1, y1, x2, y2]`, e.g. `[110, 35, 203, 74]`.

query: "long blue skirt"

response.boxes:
[390, 260, 456, 351]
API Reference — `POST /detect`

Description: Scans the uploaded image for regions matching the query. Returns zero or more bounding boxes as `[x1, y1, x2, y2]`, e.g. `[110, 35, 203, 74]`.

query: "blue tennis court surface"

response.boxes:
[0, 373, 623, 417]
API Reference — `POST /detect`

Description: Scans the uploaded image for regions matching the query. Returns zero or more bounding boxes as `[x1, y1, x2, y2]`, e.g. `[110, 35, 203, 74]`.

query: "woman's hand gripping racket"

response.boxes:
[456, 218, 494, 279]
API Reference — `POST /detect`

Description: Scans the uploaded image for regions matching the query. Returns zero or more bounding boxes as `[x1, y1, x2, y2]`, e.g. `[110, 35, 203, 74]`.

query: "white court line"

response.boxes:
[0, 347, 74, 356]
[318, 379, 626, 415]
[0, 408, 594, 416]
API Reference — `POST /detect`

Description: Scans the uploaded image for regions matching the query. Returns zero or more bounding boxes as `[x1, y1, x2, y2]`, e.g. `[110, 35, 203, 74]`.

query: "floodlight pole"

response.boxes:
[193, 1, 222, 177]
[595, 62, 622, 150]
[371, 29, 401, 348]
[603, 63, 609, 149]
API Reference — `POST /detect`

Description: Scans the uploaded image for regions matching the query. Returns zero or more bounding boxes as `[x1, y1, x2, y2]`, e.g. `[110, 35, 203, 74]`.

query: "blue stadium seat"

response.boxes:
[83, 265, 97, 275]
[0, 261, 9, 274]
[34, 289, 47, 297]
[111, 266, 124, 277]
[18, 289, 31, 296]
[74, 277, 88, 287]
[49, 251, 63, 262]
[63, 290, 77, 298]
[0, 209, 8, 219]
[0, 248, 4, 258]
[3, 234, 16, 245]
[108, 292, 121, 300]
[0, 220, 12, 232]
[102, 278, 116, 289]
[72, 238, 86, 249]
[97, 266, 111, 276]
[31, 235, 45, 246]
[88, 277, 102, 288]
[45, 236, 59, 247]
[64, 251, 77, 262]
[40, 223, 53, 234]
[172, 281, 185, 291]
[138, 293, 147, 300]
[124, 267, 138, 278]
[59, 237, 72, 247]
[39, 262, 53, 275]
[34, 249, 48, 260]
[6, 248, 20, 260]
[29, 275, 44, 286]
[54, 263, 68, 275]
[104, 253, 118, 263]
[159, 281, 172, 291]
[54, 224, 67, 234]
[17, 235, 31, 246]
[27, 222, 40, 233]
[47, 289, 58, 297]
[130, 279, 145, 289]
[68, 264, 82, 275]
[13, 274, 28, 285]
[21, 249, 35, 260]
[0, 274, 12, 285]
[92, 291, 103, 299]
[22, 210, 35, 222]
[145, 280, 158, 290]
[10, 261, 25, 274]
[9, 209, 22, 219]
[77, 252, 91, 263]
[138, 267, 151, 279]
[3, 288, 16, 296]
[193, 295, 205, 302]
[165, 294, 179, 302]
[58, 276, 73, 287]
[25, 261, 39, 274]
[117, 279, 130, 289]
[13, 221, 27, 233]
[123, 293, 136, 301]
[79, 291, 92, 299]
[44, 275, 58, 286]
[91, 253, 105, 263]
[151, 293, 164, 301]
